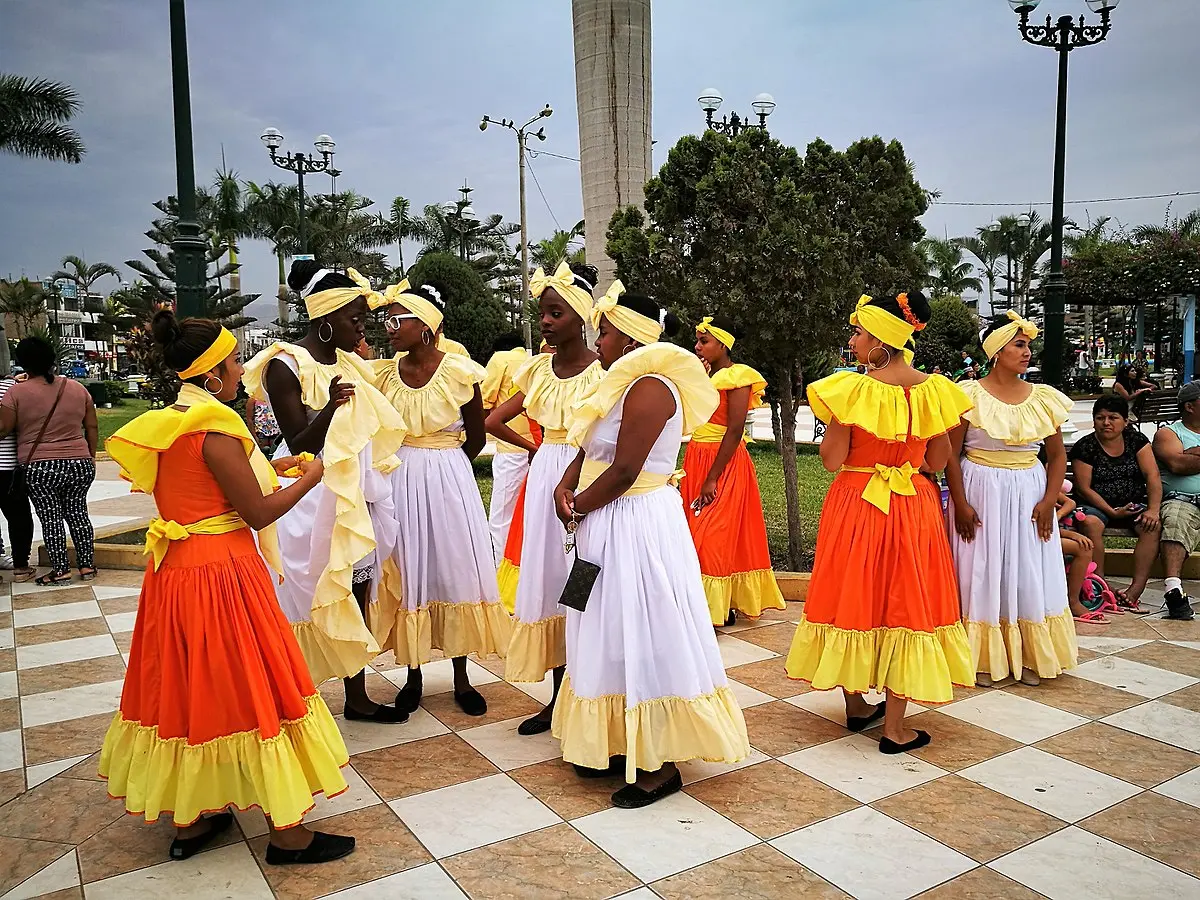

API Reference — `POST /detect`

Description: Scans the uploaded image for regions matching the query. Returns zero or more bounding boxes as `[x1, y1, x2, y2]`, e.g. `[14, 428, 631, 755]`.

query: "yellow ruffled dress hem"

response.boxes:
[505, 615, 566, 682]
[785, 617, 975, 704]
[966, 609, 1078, 680]
[98, 694, 349, 830]
[550, 677, 750, 784]
[703, 569, 786, 625]
[375, 600, 513, 668]
[497, 559, 520, 616]
[291, 620, 376, 685]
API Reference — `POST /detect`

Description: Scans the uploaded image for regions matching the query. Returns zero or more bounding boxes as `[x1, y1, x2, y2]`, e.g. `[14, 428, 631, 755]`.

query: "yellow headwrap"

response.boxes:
[696, 316, 735, 350]
[302, 267, 375, 320]
[177, 327, 237, 380]
[982, 309, 1039, 361]
[530, 260, 594, 322]
[590, 280, 662, 346]
[851, 295, 916, 365]
[378, 278, 444, 333]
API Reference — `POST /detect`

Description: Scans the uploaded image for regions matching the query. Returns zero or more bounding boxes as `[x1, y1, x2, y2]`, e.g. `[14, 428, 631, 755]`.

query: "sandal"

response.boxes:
[79, 568, 97, 582]
[12, 568, 36, 583]
[35, 571, 71, 587]
[1074, 610, 1110, 624]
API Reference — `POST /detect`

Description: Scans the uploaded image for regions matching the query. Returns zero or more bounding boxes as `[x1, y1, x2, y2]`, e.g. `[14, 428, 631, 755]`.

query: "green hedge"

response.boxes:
[86, 381, 125, 406]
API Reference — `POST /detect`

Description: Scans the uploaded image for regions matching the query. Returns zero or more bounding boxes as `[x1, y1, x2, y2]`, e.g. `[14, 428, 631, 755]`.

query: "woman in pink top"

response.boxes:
[0, 337, 99, 585]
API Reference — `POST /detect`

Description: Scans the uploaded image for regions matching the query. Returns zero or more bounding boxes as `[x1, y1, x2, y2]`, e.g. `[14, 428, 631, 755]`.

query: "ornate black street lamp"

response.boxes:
[1008, 0, 1121, 386]
[168, 0, 207, 318]
[697, 89, 776, 136]
[259, 128, 337, 255]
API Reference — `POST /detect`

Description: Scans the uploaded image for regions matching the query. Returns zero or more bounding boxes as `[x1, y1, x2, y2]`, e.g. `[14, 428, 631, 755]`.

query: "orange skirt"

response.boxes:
[497, 476, 528, 614]
[99, 530, 349, 828]
[784, 471, 973, 703]
[680, 441, 785, 625]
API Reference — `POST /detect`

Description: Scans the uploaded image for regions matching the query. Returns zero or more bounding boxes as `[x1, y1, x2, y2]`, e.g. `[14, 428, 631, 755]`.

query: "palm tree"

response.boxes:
[385, 196, 420, 274]
[920, 237, 983, 298]
[210, 165, 255, 293]
[411, 203, 520, 265]
[0, 74, 84, 163]
[51, 255, 120, 302]
[0, 278, 49, 339]
[530, 221, 586, 271]
[246, 180, 300, 316]
[1133, 209, 1200, 243]
[956, 227, 1006, 313]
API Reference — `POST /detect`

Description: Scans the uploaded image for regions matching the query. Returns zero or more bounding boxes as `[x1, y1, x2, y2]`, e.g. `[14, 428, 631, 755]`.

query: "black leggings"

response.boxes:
[26, 458, 96, 573]
[0, 469, 34, 569]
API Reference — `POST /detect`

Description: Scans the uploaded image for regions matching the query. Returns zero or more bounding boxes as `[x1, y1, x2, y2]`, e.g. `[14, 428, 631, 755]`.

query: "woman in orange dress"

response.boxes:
[100, 311, 354, 865]
[681, 315, 786, 626]
[785, 292, 974, 753]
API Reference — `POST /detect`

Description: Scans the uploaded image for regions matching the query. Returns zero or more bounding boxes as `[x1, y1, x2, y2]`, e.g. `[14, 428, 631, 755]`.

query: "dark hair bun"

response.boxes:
[569, 262, 599, 291]
[706, 314, 742, 341]
[414, 283, 446, 310]
[905, 290, 932, 326]
[661, 310, 681, 339]
[287, 259, 324, 292]
[150, 308, 183, 350]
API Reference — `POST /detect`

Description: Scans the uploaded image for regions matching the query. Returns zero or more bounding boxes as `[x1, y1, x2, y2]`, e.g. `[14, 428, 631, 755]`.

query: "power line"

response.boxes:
[933, 189, 1200, 208]
[525, 155, 561, 230]
[526, 148, 580, 163]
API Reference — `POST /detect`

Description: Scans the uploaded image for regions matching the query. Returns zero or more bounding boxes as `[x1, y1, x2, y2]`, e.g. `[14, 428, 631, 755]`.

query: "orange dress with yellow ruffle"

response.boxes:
[496, 419, 543, 613]
[785, 372, 975, 704]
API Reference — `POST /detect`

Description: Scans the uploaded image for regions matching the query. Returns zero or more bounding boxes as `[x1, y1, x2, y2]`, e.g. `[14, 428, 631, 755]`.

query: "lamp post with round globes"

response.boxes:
[1008, 0, 1120, 386]
[697, 89, 776, 136]
[259, 128, 337, 256]
[479, 105, 553, 349]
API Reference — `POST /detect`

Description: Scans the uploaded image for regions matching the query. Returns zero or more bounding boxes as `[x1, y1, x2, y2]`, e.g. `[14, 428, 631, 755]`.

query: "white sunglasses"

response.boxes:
[384, 313, 420, 331]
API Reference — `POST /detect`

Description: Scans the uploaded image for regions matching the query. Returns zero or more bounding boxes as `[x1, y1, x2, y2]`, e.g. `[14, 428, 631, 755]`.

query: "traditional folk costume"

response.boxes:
[785, 297, 975, 704]
[679, 320, 785, 625]
[552, 295, 750, 783]
[482, 346, 534, 566]
[949, 314, 1078, 681]
[100, 338, 348, 829]
[242, 273, 407, 685]
[505, 264, 604, 683]
[368, 284, 511, 666]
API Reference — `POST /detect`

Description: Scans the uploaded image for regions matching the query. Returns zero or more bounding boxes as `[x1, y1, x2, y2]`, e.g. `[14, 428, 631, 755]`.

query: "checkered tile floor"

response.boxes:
[3, 569, 1200, 900]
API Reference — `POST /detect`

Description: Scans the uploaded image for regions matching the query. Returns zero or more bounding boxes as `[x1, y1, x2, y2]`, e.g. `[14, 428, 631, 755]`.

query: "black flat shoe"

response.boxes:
[878, 730, 932, 755]
[611, 771, 683, 809]
[724, 610, 737, 627]
[573, 756, 626, 779]
[265, 831, 356, 866]
[169, 812, 233, 861]
[847, 701, 886, 733]
[454, 687, 487, 716]
[343, 703, 408, 724]
[394, 677, 423, 714]
[517, 714, 552, 736]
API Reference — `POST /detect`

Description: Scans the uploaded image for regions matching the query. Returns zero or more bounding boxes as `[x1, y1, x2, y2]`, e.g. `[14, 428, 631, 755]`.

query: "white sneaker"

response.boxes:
[0, 555, 13, 571]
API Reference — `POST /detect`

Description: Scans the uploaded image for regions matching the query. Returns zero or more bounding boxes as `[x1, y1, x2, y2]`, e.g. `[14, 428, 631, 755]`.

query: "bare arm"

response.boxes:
[1042, 431, 1067, 505]
[203, 433, 323, 530]
[817, 419, 850, 472]
[1139, 443, 1163, 511]
[1154, 428, 1200, 476]
[924, 432, 952, 473]
[701, 386, 750, 493]
[484, 390, 538, 454]
[84, 405, 98, 458]
[245, 396, 257, 433]
[461, 386, 486, 461]
[263, 358, 349, 456]
[0, 404, 14, 439]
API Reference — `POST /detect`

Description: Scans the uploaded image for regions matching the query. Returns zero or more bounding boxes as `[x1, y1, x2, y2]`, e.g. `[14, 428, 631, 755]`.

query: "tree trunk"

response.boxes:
[769, 396, 782, 446]
[776, 361, 805, 572]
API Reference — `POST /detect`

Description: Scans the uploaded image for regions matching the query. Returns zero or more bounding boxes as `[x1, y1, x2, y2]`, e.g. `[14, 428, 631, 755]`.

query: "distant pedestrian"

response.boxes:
[0, 371, 35, 581]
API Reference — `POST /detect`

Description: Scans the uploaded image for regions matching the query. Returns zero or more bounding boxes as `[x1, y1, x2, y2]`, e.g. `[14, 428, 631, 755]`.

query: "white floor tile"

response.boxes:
[0, 671, 15, 700]
[772, 806, 974, 900]
[1, 848, 78, 900]
[785, 689, 924, 727]
[104, 611, 137, 634]
[1071, 655, 1198, 699]
[0, 594, 10, 614]
[458, 716, 563, 771]
[24, 754, 88, 789]
[0, 629, 12, 651]
[1153, 767, 1200, 808]
[678, 749, 770, 786]
[612, 890, 659, 900]
[1167, 641, 1200, 652]
[958, 746, 1139, 822]
[509, 673, 555, 706]
[11, 580, 79, 596]
[336, 706, 450, 756]
[778, 734, 946, 803]
[378, 657, 499, 697]
[83, 841, 272, 899]
[941, 689, 1087, 744]
[321, 863, 468, 899]
[715, 634, 778, 668]
[88, 481, 135, 503]
[235, 766, 381, 838]
[0, 729, 22, 773]
[20, 678, 122, 728]
[16, 633, 118, 670]
[12, 598, 101, 628]
[389, 772, 560, 858]
[91, 585, 141, 602]
[991, 826, 1200, 899]
[1075, 636, 1153, 655]
[1103, 700, 1200, 753]
[726, 678, 775, 709]
[573, 790, 757, 883]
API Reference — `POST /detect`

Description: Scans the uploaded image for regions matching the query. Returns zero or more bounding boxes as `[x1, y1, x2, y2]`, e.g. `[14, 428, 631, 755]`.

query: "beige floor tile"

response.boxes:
[652, 843, 849, 899]
[77, 813, 238, 884]
[0, 835, 72, 895]
[83, 841, 271, 899]
[0, 775, 123, 844]
[730, 622, 797, 655]
[1002, 672, 1145, 719]
[724, 658, 811, 699]
[11, 587, 97, 611]
[421, 681, 542, 733]
[1119, 640, 1200, 678]
[741, 700, 848, 757]
[17, 655, 126, 697]
[1080, 791, 1200, 878]
[507, 758, 622, 821]
[1035, 722, 1200, 787]
[901, 711, 1023, 772]
[13, 618, 108, 648]
[915, 866, 1043, 899]
[22, 711, 114, 766]
[352, 732, 498, 802]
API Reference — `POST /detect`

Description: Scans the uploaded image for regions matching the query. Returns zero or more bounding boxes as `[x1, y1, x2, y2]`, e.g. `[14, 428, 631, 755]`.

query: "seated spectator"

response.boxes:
[1069, 393, 1161, 609]
[1055, 484, 1104, 624]
[1150, 382, 1200, 620]
[1113, 364, 1155, 419]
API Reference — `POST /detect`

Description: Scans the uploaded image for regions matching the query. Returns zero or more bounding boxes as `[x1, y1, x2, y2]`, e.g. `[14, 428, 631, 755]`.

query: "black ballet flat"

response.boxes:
[394, 678, 423, 715]
[611, 770, 683, 809]
[454, 687, 488, 717]
[573, 756, 626, 779]
[847, 701, 886, 733]
[265, 831, 356, 866]
[724, 610, 737, 627]
[343, 703, 408, 724]
[517, 713, 552, 736]
[169, 812, 233, 861]
[878, 730, 932, 755]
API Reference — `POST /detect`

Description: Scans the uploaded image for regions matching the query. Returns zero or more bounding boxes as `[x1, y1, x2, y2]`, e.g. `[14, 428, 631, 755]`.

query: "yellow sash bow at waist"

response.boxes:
[145, 511, 247, 572]
[691, 421, 753, 444]
[964, 448, 1039, 470]
[403, 431, 466, 449]
[578, 459, 685, 496]
[541, 428, 570, 445]
[840, 462, 918, 514]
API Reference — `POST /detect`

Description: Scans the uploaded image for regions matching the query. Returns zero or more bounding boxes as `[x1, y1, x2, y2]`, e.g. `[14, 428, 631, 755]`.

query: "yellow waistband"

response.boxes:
[964, 448, 1039, 470]
[542, 428, 570, 445]
[404, 431, 466, 449]
[578, 458, 684, 496]
[691, 421, 753, 444]
[495, 441, 528, 455]
[840, 462, 918, 515]
[145, 511, 247, 571]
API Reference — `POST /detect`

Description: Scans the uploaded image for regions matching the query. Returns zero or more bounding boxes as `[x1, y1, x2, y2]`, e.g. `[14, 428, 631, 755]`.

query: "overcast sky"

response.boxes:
[2, 0, 1197, 323]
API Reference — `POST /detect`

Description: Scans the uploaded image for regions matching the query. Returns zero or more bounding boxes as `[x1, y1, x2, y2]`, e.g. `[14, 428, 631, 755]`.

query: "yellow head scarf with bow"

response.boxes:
[530, 260, 594, 322]
[851, 294, 916, 365]
[376, 278, 444, 333]
[696, 316, 735, 350]
[176, 327, 238, 380]
[590, 280, 662, 346]
[303, 267, 377, 320]
[982, 309, 1039, 361]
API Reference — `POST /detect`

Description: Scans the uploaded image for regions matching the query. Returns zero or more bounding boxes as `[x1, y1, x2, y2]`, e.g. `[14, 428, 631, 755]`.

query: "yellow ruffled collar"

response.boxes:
[513, 353, 604, 431]
[710, 363, 767, 410]
[373, 351, 486, 437]
[960, 380, 1072, 445]
[807, 371, 972, 442]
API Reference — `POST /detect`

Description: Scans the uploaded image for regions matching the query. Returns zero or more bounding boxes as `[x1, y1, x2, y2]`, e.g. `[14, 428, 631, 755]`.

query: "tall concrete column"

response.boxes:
[572, 0, 652, 290]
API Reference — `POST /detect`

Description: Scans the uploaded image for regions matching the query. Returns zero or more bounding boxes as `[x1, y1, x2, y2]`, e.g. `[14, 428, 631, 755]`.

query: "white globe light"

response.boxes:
[751, 93, 777, 116]
[314, 134, 336, 154]
[698, 88, 723, 112]
[1086, 0, 1120, 12]
[1008, 0, 1041, 12]
[260, 127, 284, 149]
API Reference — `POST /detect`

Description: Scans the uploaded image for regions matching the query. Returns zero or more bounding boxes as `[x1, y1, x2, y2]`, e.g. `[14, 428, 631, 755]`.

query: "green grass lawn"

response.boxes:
[97, 399, 151, 444]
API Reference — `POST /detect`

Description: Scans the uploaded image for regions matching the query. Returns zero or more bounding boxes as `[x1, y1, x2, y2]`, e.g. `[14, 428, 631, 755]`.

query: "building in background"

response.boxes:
[39, 278, 120, 376]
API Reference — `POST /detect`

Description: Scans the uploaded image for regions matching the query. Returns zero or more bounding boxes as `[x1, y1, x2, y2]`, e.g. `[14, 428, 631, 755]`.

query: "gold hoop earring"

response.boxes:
[866, 345, 892, 371]
[620, 342, 636, 357]
[422, 330, 432, 346]
[204, 374, 223, 396]
[318, 321, 334, 343]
